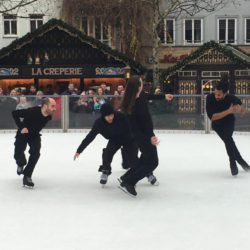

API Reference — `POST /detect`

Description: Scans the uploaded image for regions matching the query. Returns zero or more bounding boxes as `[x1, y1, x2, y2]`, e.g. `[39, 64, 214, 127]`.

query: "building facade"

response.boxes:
[1, 0, 250, 96]
[0, 0, 62, 49]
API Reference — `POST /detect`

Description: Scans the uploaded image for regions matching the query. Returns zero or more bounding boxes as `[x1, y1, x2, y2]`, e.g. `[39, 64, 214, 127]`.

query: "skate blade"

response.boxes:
[23, 184, 34, 189]
[118, 186, 136, 198]
[151, 181, 160, 186]
[101, 184, 106, 188]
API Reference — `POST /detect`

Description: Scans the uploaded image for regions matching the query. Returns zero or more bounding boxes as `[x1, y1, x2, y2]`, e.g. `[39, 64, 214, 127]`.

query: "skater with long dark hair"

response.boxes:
[12, 97, 56, 187]
[74, 103, 138, 186]
[119, 76, 173, 196]
[206, 75, 250, 176]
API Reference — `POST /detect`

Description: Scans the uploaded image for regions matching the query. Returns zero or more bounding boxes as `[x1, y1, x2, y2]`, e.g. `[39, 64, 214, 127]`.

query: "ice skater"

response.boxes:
[12, 97, 56, 187]
[119, 76, 174, 196]
[74, 103, 138, 186]
[206, 76, 250, 176]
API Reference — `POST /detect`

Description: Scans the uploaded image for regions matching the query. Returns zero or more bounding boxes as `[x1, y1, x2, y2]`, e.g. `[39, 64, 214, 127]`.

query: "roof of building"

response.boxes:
[0, 18, 147, 74]
[161, 40, 250, 79]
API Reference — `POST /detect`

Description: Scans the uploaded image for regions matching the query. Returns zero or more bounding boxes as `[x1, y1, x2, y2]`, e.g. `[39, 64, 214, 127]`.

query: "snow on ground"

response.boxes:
[0, 131, 250, 250]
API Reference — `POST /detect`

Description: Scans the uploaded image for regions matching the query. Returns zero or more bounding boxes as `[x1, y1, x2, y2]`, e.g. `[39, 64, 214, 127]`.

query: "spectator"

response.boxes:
[93, 87, 106, 112]
[0, 86, 5, 96]
[16, 96, 31, 110]
[45, 84, 54, 95]
[100, 83, 110, 95]
[0, 88, 17, 128]
[10, 89, 18, 102]
[62, 82, 77, 95]
[112, 90, 122, 111]
[34, 90, 44, 107]
[27, 85, 37, 95]
[154, 85, 162, 95]
[117, 84, 124, 94]
[72, 91, 94, 127]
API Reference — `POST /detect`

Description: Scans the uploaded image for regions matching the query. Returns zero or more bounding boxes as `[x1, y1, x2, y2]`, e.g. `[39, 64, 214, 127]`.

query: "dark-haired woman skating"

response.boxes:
[119, 76, 173, 196]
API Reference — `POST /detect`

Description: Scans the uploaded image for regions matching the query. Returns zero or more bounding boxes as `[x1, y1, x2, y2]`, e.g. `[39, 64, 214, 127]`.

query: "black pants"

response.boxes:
[99, 139, 138, 175]
[122, 136, 159, 186]
[14, 132, 41, 177]
[213, 119, 243, 165]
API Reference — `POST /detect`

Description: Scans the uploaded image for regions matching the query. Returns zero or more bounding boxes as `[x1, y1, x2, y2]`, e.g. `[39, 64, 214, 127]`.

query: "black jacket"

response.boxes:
[128, 91, 164, 140]
[206, 93, 242, 126]
[77, 111, 133, 154]
[12, 106, 51, 136]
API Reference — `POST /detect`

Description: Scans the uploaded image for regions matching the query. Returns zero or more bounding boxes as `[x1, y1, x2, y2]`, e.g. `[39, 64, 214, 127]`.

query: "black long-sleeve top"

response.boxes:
[128, 91, 164, 140]
[76, 111, 133, 154]
[206, 93, 242, 126]
[12, 106, 51, 136]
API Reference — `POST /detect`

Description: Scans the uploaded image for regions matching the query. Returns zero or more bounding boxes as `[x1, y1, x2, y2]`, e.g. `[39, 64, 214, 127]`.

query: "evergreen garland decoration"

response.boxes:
[0, 18, 148, 74]
[230, 45, 250, 57]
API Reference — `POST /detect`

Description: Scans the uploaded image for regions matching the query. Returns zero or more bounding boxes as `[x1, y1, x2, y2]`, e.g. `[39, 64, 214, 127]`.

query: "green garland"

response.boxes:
[160, 40, 250, 82]
[0, 18, 148, 74]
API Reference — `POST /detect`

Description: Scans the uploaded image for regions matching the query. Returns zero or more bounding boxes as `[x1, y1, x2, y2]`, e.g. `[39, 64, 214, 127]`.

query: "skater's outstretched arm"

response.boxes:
[145, 92, 174, 101]
[74, 121, 100, 160]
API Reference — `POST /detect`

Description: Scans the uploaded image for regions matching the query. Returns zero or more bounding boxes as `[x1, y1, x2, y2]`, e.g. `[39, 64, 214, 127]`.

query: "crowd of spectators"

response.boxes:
[0, 81, 163, 129]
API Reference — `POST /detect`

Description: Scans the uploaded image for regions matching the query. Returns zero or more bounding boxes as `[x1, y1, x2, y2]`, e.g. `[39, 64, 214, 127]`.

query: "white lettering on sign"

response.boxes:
[0, 68, 19, 76]
[31, 67, 83, 76]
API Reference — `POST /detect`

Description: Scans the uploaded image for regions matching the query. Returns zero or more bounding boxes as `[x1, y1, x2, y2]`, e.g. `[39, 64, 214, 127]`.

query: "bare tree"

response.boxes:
[61, 0, 229, 85]
[61, 0, 152, 60]
[0, 0, 39, 14]
[147, 0, 229, 85]
[0, 0, 61, 17]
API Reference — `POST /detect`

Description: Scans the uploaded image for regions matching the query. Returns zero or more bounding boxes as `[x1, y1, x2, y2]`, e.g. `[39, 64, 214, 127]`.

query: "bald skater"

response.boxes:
[12, 97, 56, 187]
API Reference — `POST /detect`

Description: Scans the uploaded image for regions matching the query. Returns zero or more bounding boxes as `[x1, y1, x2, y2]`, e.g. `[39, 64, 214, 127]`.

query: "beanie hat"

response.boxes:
[100, 103, 114, 117]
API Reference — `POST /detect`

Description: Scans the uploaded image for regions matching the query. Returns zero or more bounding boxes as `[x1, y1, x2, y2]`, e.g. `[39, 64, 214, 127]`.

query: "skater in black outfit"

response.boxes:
[74, 103, 138, 185]
[206, 76, 250, 176]
[12, 98, 56, 187]
[119, 76, 173, 196]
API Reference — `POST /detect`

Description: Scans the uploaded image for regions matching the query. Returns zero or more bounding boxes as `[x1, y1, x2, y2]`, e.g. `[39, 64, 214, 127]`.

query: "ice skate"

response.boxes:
[23, 176, 34, 188]
[237, 159, 250, 172]
[230, 162, 238, 177]
[17, 166, 23, 176]
[118, 179, 137, 197]
[100, 172, 108, 186]
[147, 174, 159, 186]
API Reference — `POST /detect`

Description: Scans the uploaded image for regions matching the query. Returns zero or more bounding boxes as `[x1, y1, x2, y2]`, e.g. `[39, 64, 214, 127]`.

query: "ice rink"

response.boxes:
[1, 131, 250, 250]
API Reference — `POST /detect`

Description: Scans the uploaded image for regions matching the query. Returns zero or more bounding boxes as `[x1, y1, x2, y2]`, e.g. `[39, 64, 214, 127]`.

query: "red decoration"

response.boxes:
[160, 54, 188, 63]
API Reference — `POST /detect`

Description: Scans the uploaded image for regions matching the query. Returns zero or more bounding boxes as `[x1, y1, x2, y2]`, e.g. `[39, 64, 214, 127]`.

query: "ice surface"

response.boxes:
[0, 131, 250, 250]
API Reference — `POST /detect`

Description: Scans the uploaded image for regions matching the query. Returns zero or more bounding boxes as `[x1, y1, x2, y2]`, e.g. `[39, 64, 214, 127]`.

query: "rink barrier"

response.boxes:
[0, 94, 249, 133]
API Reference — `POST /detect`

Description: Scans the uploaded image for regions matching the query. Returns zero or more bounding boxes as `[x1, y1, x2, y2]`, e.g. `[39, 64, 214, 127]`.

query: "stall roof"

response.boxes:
[0, 18, 147, 74]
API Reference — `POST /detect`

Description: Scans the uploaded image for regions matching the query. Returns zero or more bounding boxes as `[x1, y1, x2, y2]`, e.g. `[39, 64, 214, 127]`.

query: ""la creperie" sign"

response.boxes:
[32, 67, 83, 76]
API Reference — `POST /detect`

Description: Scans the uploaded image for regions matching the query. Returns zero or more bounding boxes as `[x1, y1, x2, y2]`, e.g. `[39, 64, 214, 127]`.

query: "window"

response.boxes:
[95, 17, 109, 45]
[158, 19, 175, 45]
[82, 17, 110, 46]
[178, 71, 197, 77]
[202, 71, 229, 77]
[3, 15, 17, 36]
[245, 18, 250, 44]
[218, 18, 236, 44]
[235, 70, 250, 76]
[82, 17, 88, 34]
[184, 19, 202, 44]
[30, 15, 43, 33]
